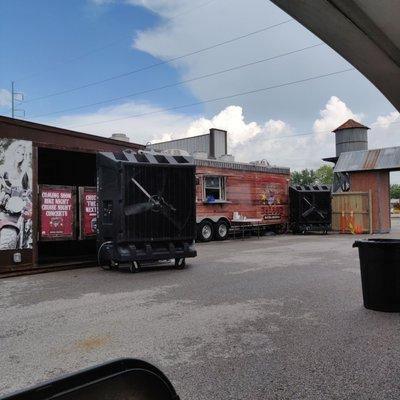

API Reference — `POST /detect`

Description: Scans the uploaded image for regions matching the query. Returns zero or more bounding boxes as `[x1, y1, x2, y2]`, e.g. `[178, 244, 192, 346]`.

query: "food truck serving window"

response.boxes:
[204, 176, 226, 202]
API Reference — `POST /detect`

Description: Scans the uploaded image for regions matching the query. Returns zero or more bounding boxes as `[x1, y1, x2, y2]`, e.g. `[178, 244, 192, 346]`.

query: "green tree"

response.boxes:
[290, 169, 317, 185]
[291, 165, 334, 186]
[315, 165, 334, 185]
[390, 184, 400, 199]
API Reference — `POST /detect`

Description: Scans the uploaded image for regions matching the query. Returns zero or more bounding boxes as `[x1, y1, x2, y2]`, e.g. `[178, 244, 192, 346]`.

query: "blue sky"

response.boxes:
[0, 0, 199, 118]
[0, 0, 399, 173]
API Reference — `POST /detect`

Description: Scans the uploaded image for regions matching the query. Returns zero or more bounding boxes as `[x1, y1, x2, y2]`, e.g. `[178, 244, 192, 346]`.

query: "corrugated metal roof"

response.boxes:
[195, 158, 290, 175]
[334, 146, 400, 172]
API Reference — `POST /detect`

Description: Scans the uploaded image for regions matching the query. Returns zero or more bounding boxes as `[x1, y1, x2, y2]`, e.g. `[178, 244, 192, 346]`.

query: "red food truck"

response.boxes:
[194, 158, 290, 241]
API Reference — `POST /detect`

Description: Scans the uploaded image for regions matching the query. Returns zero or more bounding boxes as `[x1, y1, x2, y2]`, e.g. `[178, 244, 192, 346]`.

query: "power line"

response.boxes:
[15, 0, 222, 83]
[66, 67, 355, 129]
[31, 42, 323, 118]
[23, 19, 293, 104]
[15, 39, 125, 83]
[259, 118, 400, 143]
[168, 0, 219, 20]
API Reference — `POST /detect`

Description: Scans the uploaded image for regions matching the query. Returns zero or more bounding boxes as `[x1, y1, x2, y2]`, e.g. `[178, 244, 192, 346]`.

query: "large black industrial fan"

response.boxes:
[124, 174, 188, 231]
[97, 150, 197, 271]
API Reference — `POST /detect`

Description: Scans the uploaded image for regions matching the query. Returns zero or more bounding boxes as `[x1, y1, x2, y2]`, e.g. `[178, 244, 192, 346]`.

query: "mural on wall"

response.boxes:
[260, 182, 287, 221]
[0, 139, 33, 250]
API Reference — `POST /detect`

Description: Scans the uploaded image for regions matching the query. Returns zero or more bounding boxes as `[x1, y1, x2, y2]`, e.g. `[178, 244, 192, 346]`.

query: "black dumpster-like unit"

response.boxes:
[289, 185, 331, 233]
[353, 239, 400, 312]
[97, 149, 197, 271]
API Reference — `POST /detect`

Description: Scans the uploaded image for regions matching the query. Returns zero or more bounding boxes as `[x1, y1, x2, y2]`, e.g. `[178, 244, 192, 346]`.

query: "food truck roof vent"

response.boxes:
[250, 159, 270, 166]
[193, 151, 208, 160]
[219, 154, 235, 162]
[110, 133, 130, 142]
[162, 148, 190, 156]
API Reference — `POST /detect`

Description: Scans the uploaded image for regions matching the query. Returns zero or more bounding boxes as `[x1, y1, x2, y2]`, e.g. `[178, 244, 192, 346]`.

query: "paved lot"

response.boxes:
[1, 222, 400, 399]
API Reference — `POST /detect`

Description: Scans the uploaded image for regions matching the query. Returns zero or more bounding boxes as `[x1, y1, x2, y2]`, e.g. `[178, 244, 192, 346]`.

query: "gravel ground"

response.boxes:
[1, 221, 400, 399]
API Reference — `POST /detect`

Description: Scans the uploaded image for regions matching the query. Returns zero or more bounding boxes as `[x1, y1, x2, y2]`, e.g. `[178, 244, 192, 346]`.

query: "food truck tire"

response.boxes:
[0, 227, 18, 250]
[197, 220, 214, 242]
[215, 219, 229, 241]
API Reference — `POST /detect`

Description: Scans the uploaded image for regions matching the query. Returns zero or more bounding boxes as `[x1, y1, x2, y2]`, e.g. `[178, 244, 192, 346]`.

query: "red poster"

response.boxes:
[81, 187, 97, 238]
[40, 186, 75, 240]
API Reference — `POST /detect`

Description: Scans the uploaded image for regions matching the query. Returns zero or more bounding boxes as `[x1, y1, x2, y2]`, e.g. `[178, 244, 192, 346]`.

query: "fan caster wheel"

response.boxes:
[130, 261, 141, 273]
[102, 261, 119, 271]
[175, 258, 186, 269]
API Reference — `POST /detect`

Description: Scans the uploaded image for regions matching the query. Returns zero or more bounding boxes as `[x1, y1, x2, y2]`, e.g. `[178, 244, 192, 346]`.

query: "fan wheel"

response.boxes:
[129, 261, 141, 273]
[175, 258, 186, 269]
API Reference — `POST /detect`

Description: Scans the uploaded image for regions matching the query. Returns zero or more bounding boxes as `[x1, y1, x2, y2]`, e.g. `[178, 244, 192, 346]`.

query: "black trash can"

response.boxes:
[353, 239, 400, 312]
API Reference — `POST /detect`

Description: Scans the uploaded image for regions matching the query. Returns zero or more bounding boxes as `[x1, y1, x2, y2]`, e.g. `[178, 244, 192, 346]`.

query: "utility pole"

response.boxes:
[11, 81, 15, 118]
[11, 81, 25, 118]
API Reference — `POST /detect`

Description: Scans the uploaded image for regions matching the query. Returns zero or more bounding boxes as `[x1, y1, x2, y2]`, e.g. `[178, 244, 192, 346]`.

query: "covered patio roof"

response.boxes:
[270, 0, 400, 112]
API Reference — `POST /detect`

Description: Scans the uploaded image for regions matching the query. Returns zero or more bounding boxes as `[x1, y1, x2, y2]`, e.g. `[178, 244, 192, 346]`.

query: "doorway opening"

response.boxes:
[37, 147, 97, 265]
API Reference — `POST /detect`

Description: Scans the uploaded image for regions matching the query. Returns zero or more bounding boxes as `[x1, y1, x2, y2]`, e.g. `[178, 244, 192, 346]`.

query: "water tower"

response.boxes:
[333, 119, 369, 158]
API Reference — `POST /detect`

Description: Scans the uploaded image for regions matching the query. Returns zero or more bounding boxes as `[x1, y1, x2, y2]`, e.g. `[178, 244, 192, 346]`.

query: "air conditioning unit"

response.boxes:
[250, 159, 270, 166]
[97, 149, 197, 271]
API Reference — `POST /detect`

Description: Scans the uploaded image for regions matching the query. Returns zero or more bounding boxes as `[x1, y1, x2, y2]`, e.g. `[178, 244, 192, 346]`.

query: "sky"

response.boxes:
[1, 0, 400, 179]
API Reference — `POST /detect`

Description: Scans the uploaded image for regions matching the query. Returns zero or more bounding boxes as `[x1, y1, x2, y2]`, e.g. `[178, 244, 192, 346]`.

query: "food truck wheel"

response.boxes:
[197, 220, 214, 242]
[130, 261, 141, 273]
[0, 227, 18, 250]
[175, 258, 186, 269]
[215, 220, 229, 240]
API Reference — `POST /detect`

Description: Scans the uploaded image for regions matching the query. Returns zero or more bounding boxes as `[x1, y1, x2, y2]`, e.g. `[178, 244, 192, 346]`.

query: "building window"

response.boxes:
[204, 176, 226, 202]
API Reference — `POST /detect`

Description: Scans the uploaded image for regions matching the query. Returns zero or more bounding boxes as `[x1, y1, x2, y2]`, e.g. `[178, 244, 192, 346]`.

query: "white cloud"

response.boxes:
[125, 0, 185, 17]
[45, 95, 400, 172]
[128, 0, 389, 124]
[369, 110, 400, 149]
[313, 96, 363, 141]
[49, 97, 333, 169]
[0, 89, 12, 108]
[373, 110, 399, 129]
[90, 0, 116, 4]
[45, 101, 197, 144]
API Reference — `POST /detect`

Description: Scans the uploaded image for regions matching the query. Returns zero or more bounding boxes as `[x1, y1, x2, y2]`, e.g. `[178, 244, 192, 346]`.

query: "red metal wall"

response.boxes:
[196, 165, 290, 225]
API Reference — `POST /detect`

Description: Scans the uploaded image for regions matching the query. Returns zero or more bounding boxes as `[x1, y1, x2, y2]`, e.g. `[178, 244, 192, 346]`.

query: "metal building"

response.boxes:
[324, 119, 397, 234]
[150, 128, 228, 159]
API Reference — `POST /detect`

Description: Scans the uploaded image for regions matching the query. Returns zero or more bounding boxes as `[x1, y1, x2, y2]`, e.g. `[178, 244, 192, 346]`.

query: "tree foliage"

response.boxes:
[390, 184, 400, 199]
[291, 165, 334, 186]
[315, 165, 334, 185]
